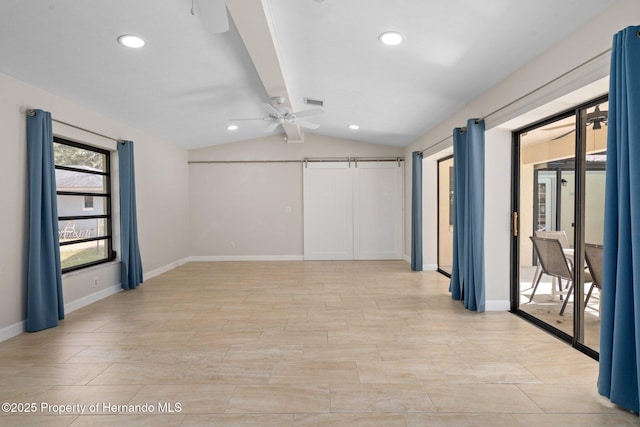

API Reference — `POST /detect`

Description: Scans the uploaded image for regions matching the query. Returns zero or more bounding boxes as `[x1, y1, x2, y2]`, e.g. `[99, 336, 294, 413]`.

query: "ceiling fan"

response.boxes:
[231, 97, 326, 133]
[546, 105, 608, 140]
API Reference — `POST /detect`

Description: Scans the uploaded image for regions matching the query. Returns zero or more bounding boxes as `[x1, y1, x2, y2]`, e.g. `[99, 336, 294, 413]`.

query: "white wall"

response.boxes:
[188, 134, 403, 259]
[0, 72, 190, 338]
[484, 129, 512, 310]
[404, 0, 640, 310]
[421, 154, 439, 270]
[190, 161, 302, 258]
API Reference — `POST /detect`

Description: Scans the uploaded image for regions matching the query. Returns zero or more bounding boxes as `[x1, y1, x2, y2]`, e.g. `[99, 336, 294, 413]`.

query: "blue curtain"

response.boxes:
[449, 119, 486, 312]
[26, 109, 64, 331]
[411, 151, 423, 271]
[118, 140, 143, 290]
[598, 25, 640, 414]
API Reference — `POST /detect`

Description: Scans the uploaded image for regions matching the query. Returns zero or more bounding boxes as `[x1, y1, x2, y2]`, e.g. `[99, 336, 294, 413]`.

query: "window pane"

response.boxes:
[58, 195, 108, 216]
[582, 100, 608, 353]
[60, 240, 108, 270]
[58, 218, 107, 241]
[55, 169, 106, 193]
[54, 142, 106, 172]
[518, 113, 576, 339]
[84, 195, 94, 210]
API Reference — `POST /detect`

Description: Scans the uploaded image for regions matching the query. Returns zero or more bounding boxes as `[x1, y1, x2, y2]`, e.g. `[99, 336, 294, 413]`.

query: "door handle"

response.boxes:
[513, 212, 518, 237]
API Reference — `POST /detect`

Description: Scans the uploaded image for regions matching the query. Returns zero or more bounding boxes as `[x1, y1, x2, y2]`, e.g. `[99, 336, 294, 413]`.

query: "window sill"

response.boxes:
[61, 259, 120, 278]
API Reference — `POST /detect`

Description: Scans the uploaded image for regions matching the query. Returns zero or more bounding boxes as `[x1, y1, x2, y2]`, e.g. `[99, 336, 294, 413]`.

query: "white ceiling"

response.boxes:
[0, 0, 616, 149]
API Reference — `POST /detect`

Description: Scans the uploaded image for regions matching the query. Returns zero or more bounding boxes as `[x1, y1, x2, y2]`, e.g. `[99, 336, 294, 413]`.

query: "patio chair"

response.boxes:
[530, 230, 571, 295]
[529, 236, 573, 304]
[584, 243, 603, 307]
[60, 223, 79, 239]
[558, 257, 594, 316]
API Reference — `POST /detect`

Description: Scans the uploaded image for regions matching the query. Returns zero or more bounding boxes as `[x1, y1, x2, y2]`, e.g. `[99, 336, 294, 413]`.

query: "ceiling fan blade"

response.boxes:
[552, 129, 575, 141]
[258, 103, 282, 117]
[296, 120, 320, 130]
[264, 121, 281, 133]
[229, 117, 268, 121]
[292, 108, 325, 119]
[543, 123, 574, 131]
[194, 0, 229, 34]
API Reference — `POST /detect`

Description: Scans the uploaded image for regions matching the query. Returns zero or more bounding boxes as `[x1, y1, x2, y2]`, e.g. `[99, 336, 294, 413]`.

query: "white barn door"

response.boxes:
[353, 162, 403, 260]
[303, 161, 403, 260]
[303, 162, 354, 260]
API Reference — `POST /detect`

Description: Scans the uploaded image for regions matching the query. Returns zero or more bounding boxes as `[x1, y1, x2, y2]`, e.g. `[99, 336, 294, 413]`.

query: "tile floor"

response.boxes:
[0, 261, 637, 426]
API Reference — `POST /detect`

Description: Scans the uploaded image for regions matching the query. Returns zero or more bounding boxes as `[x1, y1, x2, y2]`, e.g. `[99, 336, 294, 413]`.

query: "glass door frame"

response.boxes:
[510, 94, 608, 360]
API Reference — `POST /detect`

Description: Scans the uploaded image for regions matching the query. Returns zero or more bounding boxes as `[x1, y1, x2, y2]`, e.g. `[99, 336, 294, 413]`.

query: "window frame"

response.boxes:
[54, 136, 115, 273]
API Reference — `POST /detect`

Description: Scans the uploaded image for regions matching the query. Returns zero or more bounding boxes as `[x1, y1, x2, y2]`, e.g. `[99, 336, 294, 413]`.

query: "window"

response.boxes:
[54, 137, 115, 272]
[83, 195, 94, 211]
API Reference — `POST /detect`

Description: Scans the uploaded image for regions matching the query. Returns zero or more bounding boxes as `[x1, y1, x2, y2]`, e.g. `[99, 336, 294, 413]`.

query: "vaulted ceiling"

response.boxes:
[0, 0, 616, 149]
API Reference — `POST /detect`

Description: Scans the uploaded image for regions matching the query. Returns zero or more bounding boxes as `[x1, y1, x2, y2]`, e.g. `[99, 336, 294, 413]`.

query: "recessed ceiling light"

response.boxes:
[378, 31, 404, 46]
[118, 34, 145, 49]
[227, 124, 239, 131]
[348, 124, 360, 130]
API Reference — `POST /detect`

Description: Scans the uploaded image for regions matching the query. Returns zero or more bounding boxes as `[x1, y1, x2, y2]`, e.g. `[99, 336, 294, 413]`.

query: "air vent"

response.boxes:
[303, 97, 324, 107]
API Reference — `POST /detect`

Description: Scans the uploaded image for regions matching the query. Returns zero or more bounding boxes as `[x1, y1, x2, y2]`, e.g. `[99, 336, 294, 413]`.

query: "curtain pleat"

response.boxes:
[450, 128, 466, 300]
[26, 109, 64, 331]
[449, 119, 485, 312]
[411, 151, 423, 271]
[464, 120, 486, 312]
[598, 25, 640, 415]
[118, 140, 143, 290]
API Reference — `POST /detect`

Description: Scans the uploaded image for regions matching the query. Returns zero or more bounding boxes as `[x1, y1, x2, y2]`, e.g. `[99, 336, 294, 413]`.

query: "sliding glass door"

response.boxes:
[512, 95, 607, 357]
[438, 156, 454, 276]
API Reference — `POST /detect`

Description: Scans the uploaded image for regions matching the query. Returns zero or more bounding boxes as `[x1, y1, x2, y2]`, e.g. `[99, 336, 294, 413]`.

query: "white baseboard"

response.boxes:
[144, 257, 191, 281]
[0, 321, 25, 343]
[64, 283, 122, 315]
[190, 255, 304, 262]
[485, 300, 510, 311]
[401, 256, 438, 272]
[0, 285, 123, 343]
[65, 257, 192, 314]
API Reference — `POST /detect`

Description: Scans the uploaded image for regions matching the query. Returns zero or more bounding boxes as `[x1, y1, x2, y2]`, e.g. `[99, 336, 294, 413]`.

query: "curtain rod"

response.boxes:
[26, 109, 119, 142]
[189, 156, 405, 165]
[189, 160, 300, 164]
[420, 48, 612, 154]
[419, 134, 453, 155]
[481, 48, 612, 123]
